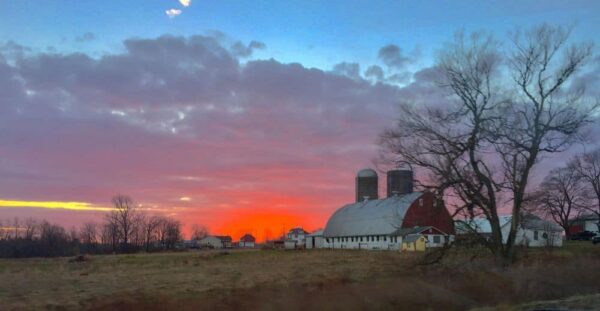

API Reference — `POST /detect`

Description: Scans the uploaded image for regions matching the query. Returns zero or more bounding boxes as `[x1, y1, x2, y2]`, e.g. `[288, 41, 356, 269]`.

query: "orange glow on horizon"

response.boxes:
[211, 207, 321, 242]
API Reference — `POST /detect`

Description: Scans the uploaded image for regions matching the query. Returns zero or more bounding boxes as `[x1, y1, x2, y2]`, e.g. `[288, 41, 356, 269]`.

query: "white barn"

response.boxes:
[456, 215, 563, 247]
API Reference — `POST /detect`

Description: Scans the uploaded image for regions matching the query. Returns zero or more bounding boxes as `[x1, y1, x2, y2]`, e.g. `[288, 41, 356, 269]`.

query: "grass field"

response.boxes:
[1, 242, 600, 310]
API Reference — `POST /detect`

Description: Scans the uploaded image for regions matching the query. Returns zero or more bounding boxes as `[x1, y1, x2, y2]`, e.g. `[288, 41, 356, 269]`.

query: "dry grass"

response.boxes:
[1, 243, 600, 310]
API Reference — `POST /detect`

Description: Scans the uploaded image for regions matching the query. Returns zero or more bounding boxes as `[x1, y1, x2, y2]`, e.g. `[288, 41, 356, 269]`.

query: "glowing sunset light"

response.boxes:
[0, 200, 112, 212]
[179, 196, 191, 202]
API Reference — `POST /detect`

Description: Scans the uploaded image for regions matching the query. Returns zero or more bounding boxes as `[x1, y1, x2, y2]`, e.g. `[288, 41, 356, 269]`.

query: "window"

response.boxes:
[360, 237, 363, 242]
[433, 236, 441, 243]
[326, 238, 329, 243]
[542, 232, 548, 239]
[384, 236, 387, 242]
[534, 231, 538, 240]
[351, 237, 354, 242]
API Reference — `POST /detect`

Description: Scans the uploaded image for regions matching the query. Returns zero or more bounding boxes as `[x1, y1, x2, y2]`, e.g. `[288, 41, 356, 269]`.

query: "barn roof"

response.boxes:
[323, 192, 423, 237]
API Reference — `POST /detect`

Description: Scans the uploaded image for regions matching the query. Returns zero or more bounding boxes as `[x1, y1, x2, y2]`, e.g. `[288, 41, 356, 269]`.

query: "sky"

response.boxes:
[0, 0, 599, 241]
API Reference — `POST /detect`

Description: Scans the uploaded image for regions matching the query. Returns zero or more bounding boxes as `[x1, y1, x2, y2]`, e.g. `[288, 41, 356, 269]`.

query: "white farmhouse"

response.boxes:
[287, 227, 309, 248]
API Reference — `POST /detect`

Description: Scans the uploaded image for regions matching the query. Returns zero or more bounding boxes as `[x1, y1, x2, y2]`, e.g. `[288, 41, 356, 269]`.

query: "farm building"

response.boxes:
[569, 214, 600, 234]
[401, 234, 427, 252]
[321, 168, 455, 250]
[305, 230, 325, 249]
[287, 227, 309, 248]
[198, 235, 232, 249]
[455, 214, 563, 247]
[239, 234, 256, 248]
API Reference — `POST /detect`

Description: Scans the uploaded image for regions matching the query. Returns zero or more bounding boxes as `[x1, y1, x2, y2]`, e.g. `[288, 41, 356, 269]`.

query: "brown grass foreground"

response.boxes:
[1, 242, 600, 310]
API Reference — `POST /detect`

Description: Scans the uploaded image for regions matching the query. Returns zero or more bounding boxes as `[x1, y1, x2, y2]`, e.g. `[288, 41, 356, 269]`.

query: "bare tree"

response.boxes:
[573, 148, 600, 231]
[107, 194, 140, 251]
[141, 215, 162, 252]
[23, 217, 38, 240]
[155, 217, 182, 250]
[190, 224, 209, 240]
[535, 165, 586, 237]
[79, 222, 98, 245]
[379, 24, 595, 265]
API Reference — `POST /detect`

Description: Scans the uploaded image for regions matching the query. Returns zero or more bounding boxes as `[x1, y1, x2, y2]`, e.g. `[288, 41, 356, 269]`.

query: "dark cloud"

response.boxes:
[75, 32, 96, 43]
[378, 44, 410, 69]
[231, 40, 266, 57]
[332, 62, 361, 80]
[364, 65, 384, 81]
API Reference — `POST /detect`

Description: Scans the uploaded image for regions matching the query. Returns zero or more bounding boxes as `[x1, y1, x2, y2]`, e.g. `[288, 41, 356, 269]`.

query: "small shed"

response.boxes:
[401, 234, 427, 252]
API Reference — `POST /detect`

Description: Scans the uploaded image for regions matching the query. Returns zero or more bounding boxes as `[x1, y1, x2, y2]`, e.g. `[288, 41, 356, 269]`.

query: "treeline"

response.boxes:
[0, 195, 207, 258]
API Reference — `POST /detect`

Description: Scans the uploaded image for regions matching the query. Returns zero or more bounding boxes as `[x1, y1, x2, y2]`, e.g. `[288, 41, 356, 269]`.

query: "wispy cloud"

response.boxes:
[179, 0, 191, 7]
[165, 9, 182, 18]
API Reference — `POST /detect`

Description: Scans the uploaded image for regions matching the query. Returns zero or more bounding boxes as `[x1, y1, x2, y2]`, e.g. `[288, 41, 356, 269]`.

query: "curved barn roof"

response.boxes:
[323, 192, 423, 237]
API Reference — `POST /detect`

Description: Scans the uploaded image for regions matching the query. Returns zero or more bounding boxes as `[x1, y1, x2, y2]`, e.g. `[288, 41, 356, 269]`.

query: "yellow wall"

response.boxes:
[401, 236, 427, 252]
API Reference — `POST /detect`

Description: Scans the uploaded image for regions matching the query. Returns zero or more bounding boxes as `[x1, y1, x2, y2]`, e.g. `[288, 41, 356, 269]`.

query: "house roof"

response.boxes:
[213, 235, 232, 242]
[455, 216, 512, 234]
[521, 215, 563, 232]
[455, 215, 563, 233]
[240, 234, 256, 242]
[323, 192, 423, 237]
[393, 226, 446, 237]
[288, 227, 309, 235]
[307, 229, 324, 237]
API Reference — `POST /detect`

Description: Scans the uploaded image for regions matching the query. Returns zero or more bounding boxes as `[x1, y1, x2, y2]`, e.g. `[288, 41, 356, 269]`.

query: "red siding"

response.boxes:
[402, 192, 455, 234]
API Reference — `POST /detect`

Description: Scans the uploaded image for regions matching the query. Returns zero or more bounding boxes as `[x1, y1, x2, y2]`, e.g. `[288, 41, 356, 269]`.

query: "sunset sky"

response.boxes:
[1, 1, 599, 241]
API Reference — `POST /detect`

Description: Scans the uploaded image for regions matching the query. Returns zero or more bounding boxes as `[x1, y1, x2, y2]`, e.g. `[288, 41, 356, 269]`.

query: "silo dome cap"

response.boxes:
[357, 168, 378, 177]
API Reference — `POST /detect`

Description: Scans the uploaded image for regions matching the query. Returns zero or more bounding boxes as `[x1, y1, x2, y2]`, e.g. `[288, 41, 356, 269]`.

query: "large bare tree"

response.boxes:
[380, 25, 595, 265]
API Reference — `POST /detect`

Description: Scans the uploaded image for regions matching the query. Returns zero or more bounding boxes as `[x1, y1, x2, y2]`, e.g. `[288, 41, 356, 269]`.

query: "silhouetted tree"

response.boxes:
[379, 24, 596, 265]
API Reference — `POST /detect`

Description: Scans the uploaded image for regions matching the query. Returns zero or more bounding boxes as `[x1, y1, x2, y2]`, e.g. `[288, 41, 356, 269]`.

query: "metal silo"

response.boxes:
[386, 169, 413, 197]
[355, 168, 378, 202]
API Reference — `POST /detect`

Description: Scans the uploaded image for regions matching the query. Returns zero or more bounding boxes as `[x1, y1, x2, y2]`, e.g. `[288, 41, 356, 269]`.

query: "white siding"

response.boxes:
[322, 235, 403, 250]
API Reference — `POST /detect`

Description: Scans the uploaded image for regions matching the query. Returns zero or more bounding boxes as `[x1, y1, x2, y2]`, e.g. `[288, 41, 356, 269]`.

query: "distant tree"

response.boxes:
[23, 218, 38, 240]
[141, 215, 162, 252]
[107, 194, 140, 252]
[101, 221, 119, 252]
[535, 166, 586, 237]
[573, 148, 600, 231]
[190, 224, 209, 240]
[38, 221, 70, 257]
[379, 24, 596, 265]
[79, 222, 98, 245]
[155, 217, 182, 250]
